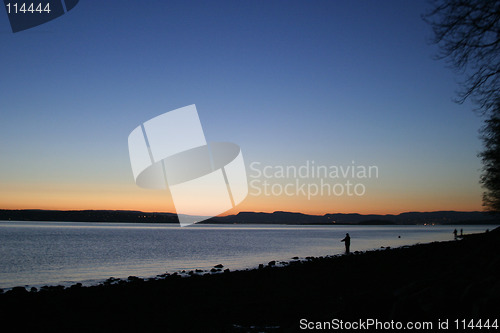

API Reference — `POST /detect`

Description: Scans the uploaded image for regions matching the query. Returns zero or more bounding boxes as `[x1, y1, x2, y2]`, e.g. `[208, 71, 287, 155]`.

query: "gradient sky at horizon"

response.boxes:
[0, 0, 485, 216]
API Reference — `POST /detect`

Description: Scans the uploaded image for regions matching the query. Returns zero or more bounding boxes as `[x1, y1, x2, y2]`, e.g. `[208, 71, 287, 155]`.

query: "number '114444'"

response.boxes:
[454, 319, 498, 330]
[5, 3, 51, 14]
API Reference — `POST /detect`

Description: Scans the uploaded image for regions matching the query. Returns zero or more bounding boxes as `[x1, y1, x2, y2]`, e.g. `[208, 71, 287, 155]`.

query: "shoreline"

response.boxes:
[2, 208, 499, 225]
[3, 219, 500, 226]
[0, 227, 499, 332]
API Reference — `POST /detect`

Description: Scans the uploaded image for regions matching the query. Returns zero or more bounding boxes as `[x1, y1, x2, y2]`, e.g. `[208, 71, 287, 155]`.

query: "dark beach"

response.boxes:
[1, 227, 498, 332]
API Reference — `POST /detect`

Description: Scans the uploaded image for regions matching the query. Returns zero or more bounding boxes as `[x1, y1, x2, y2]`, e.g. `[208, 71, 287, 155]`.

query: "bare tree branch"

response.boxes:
[423, 0, 500, 114]
[424, 0, 500, 211]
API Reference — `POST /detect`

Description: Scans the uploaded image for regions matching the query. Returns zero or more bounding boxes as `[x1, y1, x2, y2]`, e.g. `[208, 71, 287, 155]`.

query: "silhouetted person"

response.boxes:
[453, 229, 458, 239]
[341, 233, 351, 254]
[460, 228, 463, 236]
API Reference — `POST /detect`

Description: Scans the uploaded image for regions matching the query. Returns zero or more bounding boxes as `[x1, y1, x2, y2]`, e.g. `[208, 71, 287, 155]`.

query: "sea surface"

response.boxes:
[0, 221, 493, 290]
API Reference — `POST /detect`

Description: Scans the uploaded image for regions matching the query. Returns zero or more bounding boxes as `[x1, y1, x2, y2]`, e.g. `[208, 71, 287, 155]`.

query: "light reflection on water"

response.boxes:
[0, 221, 493, 289]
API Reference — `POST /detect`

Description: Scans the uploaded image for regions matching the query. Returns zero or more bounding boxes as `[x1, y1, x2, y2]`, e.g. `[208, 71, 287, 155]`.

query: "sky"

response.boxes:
[0, 0, 486, 216]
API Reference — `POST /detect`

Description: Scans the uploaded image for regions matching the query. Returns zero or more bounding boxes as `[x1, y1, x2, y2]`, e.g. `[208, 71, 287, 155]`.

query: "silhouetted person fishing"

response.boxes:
[453, 229, 458, 239]
[341, 233, 351, 254]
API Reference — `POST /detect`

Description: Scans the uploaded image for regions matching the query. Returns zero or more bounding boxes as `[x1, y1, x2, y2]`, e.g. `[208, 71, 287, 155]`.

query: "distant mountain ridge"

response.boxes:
[1, 209, 498, 225]
[208, 210, 499, 225]
[0, 209, 178, 223]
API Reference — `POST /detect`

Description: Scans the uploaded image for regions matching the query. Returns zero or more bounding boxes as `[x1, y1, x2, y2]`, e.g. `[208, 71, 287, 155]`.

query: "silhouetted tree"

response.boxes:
[479, 104, 500, 211]
[424, 0, 500, 113]
[424, 0, 500, 211]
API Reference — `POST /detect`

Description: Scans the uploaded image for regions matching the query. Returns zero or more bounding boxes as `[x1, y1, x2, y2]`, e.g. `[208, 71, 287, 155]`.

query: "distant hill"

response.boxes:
[208, 211, 327, 225]
[0, 209, 498, 225]
[357, 219, 396, 225]
[323, 211, 499, 225]
[207, 210, 500, 225]
[0, 209, 178, 223]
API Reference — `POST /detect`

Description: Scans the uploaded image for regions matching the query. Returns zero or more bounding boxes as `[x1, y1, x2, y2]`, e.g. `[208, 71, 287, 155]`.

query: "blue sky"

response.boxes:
[0, 1, 485, 214]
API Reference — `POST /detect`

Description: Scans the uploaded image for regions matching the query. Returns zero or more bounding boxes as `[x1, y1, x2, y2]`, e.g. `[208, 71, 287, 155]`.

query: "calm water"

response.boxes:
[0, 221, 493, 289]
